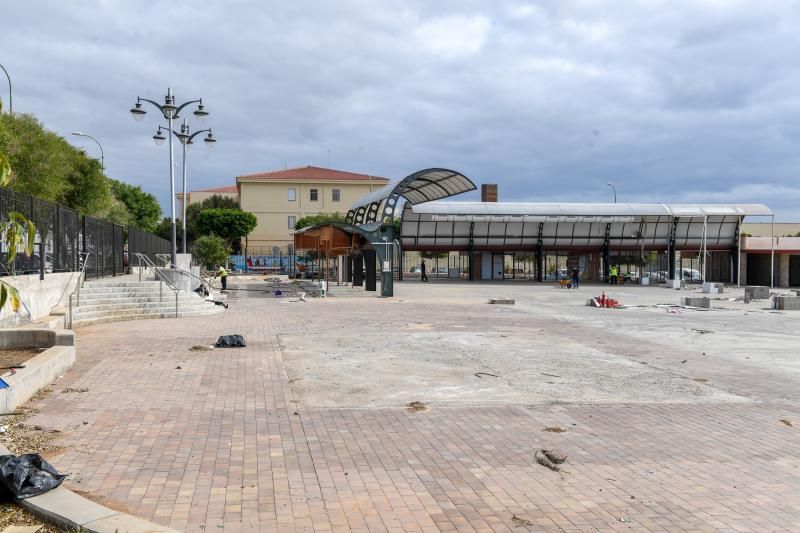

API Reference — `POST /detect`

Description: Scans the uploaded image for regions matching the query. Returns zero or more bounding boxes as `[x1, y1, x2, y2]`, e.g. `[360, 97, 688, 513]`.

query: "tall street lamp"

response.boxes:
[0, 63, 11, 114]
[71, 131, 104, 172]
[130, 87, 209, 266]
[153, 119, 217, 253]
[606, 181, 617, 203]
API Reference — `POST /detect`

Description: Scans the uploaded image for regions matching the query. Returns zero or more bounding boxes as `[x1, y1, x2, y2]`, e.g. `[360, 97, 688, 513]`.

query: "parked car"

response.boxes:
[682, 268, 703, 282]
[410, 266, 422, 273]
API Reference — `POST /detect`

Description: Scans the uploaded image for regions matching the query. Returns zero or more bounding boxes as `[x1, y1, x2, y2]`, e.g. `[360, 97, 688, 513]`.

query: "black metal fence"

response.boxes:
[128, 226, 170, 264]
[0, 187, 162, 280]
[82, 216, 124, 280]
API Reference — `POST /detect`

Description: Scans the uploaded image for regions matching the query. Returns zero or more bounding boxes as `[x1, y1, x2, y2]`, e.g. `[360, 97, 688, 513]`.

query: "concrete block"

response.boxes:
[702, 282, 724, 294]
[745, 286, 770, 300]
[667, 279, 684, 289]
[488, 298, 514, 305]
[0, 345, 76, 414]
[22, 487, 117, 530]
[773, 296, 800, 310]
[680, 296, 710, 308]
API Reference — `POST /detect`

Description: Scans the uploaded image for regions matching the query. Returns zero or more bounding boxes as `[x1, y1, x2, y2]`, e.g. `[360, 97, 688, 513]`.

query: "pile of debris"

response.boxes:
[587, 292, 621, 308]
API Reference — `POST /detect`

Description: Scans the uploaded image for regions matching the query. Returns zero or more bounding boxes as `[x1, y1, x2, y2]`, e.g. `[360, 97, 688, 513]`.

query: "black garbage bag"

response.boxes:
[194, 284, 210, 297]
[215, 335, 246, 347]
[0, 454, 67, 499]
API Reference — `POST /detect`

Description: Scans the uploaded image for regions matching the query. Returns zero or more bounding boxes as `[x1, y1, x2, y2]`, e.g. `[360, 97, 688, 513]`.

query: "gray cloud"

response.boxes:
[3, 0, 799, 219]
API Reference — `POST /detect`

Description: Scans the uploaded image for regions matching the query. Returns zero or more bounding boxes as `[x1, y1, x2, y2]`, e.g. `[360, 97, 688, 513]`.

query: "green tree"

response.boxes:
[0, 111, 126, 219]
[182, 194, 240, 245]
[193, 235, 230, 270]
[294, 212, 345, 230]
[0, 105, 36, 311]
[0, 113, 73, 202]
[196, 208, 257, 247]
[110, 179, 161, 231]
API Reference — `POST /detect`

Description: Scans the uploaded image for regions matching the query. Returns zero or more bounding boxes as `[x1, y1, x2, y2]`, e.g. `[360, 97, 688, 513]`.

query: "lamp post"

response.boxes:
[153, 119, 217, 253]
[130, 88, 209, 266]
[0, 63, 11, 114]
[606, 181, 617, 203]
[71, 132, 104, 172]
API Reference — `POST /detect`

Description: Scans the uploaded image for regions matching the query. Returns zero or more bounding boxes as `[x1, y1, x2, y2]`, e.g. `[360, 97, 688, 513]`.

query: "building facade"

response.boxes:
[179, 166, 389, 251]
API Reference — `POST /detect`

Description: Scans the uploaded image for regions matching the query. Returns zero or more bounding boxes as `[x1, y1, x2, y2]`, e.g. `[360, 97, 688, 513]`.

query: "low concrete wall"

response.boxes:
[0, 329, 76, 414]
[0, 272, 80, 327]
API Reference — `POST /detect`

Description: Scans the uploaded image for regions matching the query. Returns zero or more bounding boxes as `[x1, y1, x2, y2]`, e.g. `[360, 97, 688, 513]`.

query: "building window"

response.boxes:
[332, 189, 341, 202]
[288, 188, 296, 201]
[288, 215, 296, 229]
[310, 188, 318, 201]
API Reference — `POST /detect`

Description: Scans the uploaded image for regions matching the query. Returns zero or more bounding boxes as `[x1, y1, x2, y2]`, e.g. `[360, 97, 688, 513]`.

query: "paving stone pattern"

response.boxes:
[26, 283, 800, 532]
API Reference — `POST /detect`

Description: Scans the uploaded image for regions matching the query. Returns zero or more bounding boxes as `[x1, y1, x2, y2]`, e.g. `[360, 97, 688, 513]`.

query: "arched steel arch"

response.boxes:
[346, 168, 476, 227]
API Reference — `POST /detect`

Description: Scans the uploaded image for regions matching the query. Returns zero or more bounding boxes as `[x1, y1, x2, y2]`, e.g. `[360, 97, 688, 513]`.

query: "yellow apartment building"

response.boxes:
[179, 166, 389, 250]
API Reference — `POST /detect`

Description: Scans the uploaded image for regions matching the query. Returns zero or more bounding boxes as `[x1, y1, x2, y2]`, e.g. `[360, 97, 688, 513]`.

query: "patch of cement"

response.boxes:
[279, 331, 745, 408]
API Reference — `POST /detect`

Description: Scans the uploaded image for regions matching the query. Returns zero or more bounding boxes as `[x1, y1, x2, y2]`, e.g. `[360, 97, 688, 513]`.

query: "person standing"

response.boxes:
[420, 260, 428, 282]
[215, 264, 228, 291]
[571, 267, 580, 289]
[609, 264, 618, 285]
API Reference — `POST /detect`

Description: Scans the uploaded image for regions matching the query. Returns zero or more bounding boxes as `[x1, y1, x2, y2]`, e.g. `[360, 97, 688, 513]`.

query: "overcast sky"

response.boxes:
[4, 1, 800, 220]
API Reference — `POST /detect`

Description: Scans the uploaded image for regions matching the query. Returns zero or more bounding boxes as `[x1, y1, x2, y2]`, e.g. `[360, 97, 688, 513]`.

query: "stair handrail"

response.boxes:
[133, 252, 181, 318]
[67, 252, 92, 329]
[157, 259, 216, 295]
[155, 253, 171, 267]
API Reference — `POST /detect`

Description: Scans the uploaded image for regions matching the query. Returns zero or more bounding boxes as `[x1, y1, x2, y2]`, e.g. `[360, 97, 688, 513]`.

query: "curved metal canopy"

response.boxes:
[347, 168, 476, 225]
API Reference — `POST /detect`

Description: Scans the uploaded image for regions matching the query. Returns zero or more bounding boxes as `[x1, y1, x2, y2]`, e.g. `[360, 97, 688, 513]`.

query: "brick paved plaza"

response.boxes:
[27, 280, 800, 532]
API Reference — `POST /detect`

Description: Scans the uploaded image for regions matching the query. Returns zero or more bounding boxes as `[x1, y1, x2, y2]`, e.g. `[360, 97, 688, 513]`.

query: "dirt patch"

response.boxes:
[61, 387, 89, 394]
[0, 347, 42, 368]
[543, 426, 567, 433]
[71, 488, 135, 514]
[535, 448, 568, 471]
[189, 345, 214, 352]
[406, 401, 429, 412]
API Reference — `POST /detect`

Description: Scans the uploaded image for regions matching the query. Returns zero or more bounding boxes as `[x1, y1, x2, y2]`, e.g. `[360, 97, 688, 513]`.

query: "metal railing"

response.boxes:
[67, 252, 92, 329]
[155, 255, 215, 296]
[134, 252, 180, 318]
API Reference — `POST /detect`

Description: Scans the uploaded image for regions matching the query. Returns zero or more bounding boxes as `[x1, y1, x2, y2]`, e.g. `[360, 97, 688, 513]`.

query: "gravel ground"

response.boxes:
[0, 387, 61, 456]
[0, 502, 61, 532]
[1, 386, 64, 532]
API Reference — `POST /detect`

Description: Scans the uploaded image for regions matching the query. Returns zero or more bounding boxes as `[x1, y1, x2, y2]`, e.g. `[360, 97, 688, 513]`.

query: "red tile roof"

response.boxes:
[237, 166, 390, 182]
[197, 185, 238, 193]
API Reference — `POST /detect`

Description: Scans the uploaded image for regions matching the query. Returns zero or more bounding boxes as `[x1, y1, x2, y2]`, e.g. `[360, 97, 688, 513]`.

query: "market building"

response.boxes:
[294, 168, 786, 296]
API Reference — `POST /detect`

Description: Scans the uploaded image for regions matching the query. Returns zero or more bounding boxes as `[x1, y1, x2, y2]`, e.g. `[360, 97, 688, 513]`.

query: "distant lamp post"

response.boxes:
[606, 181, 617, 203]
[0, 63, 11, 114]
[71, 131, 104, 172]
[130, 87, 209, 266]
[153, 119, 217, 253]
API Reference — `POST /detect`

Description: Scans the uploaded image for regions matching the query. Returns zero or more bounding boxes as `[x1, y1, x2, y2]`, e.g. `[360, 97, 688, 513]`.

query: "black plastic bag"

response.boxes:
[194, 284, 210, 297]
[0, 454, 67, 499]
[215, 335, 246, 347]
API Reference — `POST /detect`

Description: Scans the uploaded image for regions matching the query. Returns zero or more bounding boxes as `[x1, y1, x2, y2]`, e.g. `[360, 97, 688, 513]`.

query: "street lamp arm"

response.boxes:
[187, 128, 212, 143]
[0, 63, 11, 114]
[174, 99, 202, 117]
[137, 96, 165, 111]
[81, 134, 104, 163]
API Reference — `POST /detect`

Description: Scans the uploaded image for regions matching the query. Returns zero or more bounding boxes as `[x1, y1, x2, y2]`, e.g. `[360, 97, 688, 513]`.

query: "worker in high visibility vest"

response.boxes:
[215, 265, 228, 291]
[609, 264, 618, 285]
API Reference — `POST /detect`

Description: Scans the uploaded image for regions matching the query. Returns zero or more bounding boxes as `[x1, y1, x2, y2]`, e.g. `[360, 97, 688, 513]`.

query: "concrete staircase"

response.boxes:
[69, 278, 224, 327]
